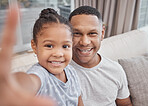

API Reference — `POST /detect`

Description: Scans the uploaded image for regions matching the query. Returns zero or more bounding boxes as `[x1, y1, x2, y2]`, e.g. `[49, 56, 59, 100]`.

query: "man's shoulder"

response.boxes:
[100, 54, 124, 70]
[100, 55, 127, 80]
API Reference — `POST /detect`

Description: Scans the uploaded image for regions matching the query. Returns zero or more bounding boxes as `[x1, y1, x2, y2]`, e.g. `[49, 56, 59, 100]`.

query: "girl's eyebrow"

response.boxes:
[42, 40, 54, 43]
[43, 40, 72, 44]
[63, 41, 72, 44]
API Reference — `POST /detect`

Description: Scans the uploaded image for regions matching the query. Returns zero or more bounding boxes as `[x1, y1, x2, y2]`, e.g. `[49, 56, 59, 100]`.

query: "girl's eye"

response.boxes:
[63, 45, 69, 48]
[45, 45, 53, 48]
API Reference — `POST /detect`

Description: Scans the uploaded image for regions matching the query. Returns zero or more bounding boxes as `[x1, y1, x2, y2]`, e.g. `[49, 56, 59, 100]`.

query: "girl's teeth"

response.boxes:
[51, 62, 61, 64]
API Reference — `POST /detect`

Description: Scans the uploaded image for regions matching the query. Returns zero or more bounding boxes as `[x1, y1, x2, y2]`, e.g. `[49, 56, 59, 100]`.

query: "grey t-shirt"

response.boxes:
[70, 54, 130, 106]
[27, 63, 80, 106]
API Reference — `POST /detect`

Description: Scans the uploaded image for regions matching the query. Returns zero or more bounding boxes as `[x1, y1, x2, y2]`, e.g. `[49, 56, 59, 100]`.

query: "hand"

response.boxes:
[0, 3, 56, 106]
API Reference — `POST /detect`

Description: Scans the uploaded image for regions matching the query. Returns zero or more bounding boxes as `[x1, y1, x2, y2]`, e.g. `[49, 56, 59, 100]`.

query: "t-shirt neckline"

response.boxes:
[70, 54, 104, 71]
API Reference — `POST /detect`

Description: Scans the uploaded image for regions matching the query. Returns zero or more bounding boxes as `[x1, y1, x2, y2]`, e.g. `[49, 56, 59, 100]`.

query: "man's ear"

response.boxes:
[101, 25, 105, 41]
[31, 39, 37, 54]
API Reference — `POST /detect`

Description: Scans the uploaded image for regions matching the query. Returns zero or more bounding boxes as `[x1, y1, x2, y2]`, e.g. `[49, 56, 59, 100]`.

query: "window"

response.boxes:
[0, 0, 74, 53]
[138, 0, 148, 28]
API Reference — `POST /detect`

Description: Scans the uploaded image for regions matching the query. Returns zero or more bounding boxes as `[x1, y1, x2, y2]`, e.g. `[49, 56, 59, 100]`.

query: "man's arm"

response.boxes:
[78, 95, 84, 106]
[116, 97, 132, 106]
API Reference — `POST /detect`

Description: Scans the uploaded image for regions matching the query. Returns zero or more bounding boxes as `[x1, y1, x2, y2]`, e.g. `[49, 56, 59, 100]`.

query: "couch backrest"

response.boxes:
[98, 29, 148, 61]
[12, 52, 38, 72]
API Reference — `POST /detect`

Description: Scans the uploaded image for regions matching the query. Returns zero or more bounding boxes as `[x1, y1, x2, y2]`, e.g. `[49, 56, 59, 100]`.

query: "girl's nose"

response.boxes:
[52, 49, 64, 57]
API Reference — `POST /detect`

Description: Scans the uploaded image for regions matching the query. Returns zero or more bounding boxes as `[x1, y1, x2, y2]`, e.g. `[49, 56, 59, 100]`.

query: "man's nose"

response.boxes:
[79, 35, 91, 46]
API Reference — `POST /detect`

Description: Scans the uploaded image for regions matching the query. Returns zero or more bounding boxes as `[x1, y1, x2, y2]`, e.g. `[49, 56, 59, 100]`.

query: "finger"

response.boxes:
[0, 3, 19, 82]
[0, 3, 19, 60]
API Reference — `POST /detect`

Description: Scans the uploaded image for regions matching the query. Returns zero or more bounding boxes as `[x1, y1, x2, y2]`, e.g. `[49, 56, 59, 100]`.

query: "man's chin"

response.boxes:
[77, 56, 91, 64]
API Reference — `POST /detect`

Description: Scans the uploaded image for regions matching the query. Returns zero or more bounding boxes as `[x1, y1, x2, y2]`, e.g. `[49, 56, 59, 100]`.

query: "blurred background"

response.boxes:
[0, 0, 73, 52]
[0, 0, 148, 53]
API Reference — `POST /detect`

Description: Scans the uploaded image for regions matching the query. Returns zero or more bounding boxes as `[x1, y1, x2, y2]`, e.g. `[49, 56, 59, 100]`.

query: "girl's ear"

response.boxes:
[101, 25, 105, 41]
[31, 39, 37, 54]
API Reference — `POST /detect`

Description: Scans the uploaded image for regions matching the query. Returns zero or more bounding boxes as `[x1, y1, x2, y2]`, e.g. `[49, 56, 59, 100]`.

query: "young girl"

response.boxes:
[0, 5, 83, 106]
[26, 8, 83, 106]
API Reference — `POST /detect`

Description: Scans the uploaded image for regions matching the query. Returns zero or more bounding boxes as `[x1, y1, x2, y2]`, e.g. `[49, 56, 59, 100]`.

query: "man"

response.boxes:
[69, 6, 132, 106]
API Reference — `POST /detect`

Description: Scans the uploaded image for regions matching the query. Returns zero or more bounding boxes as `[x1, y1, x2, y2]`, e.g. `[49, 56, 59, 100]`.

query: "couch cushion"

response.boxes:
[118, 55, 148, 106]
[11, 52, 38, 73]
[99, 30, 148, 61]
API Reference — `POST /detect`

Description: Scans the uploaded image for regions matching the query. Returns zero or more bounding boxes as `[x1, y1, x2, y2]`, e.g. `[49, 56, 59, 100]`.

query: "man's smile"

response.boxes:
[77, 48, 93, 56]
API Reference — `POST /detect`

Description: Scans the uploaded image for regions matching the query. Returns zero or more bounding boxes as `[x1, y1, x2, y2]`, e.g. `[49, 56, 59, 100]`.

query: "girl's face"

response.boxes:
[31, 23, 72, 78]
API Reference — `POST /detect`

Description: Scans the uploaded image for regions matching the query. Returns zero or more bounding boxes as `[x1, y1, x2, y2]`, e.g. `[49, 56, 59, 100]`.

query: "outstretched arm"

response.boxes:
[0, 3, 55, 106]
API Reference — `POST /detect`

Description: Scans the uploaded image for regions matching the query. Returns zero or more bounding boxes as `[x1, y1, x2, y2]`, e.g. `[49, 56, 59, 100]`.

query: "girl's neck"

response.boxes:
[55, 70, 67, 83]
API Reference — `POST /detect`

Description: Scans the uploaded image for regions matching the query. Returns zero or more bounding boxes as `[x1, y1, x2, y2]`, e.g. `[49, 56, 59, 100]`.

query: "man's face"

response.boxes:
[70, 14, 104, 68]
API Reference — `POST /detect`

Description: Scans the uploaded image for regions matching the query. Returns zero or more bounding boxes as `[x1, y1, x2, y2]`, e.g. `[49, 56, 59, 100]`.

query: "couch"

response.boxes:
[12, 27, 148, 106]
[99, 27, 148, 106]
[99, 27, 148, 61]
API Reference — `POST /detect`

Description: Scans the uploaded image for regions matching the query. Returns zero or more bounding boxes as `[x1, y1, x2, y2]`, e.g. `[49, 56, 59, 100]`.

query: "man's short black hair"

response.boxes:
[69, 6, 102, 22]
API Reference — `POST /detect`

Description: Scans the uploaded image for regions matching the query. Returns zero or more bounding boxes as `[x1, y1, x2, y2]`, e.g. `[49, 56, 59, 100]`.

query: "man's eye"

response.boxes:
[73, 32, 81, 37]
[63, 45, 69, 48]
[45, 45, 53, 48]
[89, 32, 98, 37]
[73, 32, 80, 34]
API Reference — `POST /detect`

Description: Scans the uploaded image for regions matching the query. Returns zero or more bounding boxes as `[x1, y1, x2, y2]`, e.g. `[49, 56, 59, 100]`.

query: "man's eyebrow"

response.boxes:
[89, 29, 99, 32]
[73, 28, 99, 33]
[73, 28, 80, 31]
